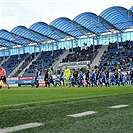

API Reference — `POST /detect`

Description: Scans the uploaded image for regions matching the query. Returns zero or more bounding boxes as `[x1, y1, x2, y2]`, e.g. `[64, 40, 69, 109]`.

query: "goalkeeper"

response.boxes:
[64, 65, 71, 87]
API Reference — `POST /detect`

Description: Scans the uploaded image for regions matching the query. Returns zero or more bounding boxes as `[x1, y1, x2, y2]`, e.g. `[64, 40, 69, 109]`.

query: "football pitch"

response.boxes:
[0, 86, 132, 133]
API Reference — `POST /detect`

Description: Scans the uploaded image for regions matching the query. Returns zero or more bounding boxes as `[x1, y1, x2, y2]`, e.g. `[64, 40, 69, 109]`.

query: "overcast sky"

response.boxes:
[0, 0, 132, 31]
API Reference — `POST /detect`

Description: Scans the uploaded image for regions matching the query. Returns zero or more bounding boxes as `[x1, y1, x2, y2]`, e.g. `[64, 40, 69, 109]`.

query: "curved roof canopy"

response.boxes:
[100, 6, 132, 31]
[0, 6, 133, 48]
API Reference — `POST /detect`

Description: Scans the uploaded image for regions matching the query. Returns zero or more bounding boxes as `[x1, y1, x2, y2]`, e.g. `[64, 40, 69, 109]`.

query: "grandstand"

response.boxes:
[99, 40, 133, 72]
[0, 6, 133, 77]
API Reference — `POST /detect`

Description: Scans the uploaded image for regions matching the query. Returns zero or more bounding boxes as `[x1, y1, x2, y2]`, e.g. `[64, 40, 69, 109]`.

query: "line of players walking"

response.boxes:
[32, 65, 133, 88]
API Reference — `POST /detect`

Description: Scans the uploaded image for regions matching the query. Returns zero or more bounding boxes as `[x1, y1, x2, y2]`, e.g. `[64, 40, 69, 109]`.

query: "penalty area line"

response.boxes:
[0, 123, 43, 133]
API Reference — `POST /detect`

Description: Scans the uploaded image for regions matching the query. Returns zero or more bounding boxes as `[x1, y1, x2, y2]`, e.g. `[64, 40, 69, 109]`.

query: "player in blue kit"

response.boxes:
[78, 71, 84, 87]
[71, 75, 75, 87]
[119, 71, 124, 86]
[32, 67, 40, 88]
[90, 69, 97, 87]
[110, 73, 115, 86]
[48, 71, 56, 87]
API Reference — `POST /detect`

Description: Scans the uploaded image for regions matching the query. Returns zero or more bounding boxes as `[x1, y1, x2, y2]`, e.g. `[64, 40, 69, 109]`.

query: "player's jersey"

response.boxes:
[64, 68, 71, 78]
[79, 73, 83, 81]
[55, 75, 59, 82]
[114, 72, 119, 80]
[34, 70, 39, 80]
[55, 75, 60, 85]
[90, 72, 96, 81]
[119, 73, 124, 81]
[60, 71, 64, 79]
[110, 75, 115, 81]
[105, 71, 109, 79]
[49, 75, 54, 81]
[73, 71, 78, 79]
[102, 75, 106, 82]
[44, 70, 49, 81]
[0, 68, 6, 76]
[85, 70, 90, 80]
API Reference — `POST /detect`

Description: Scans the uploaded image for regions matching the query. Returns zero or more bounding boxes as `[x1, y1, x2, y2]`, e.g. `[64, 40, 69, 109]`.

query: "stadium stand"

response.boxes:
[21, 49, 63, 77]
[0, 56, 7, 65]
[12, 52, 35, 77]
[62, 44, 102, 63]
[99, 40, 133, 72]
[2, 54, 28, 76]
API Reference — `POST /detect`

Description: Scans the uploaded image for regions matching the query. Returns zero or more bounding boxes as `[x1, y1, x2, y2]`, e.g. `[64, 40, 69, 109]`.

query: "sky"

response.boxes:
[0, 0, 133, 31]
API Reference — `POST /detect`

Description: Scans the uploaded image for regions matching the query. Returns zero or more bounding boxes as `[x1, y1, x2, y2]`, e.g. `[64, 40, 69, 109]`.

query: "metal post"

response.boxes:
[34, 45, 36, 57]
[4, 49, 5, 60]
[41, 59, 44, 76]
[97, 36, 99, 45]
[23, 46, 25, 54]
[18, 47, 20, 59]
[8, 49, 10, 56]
[52, 43, 54, 55]
[39, 43, 41, 52]
[93, 37, 95, 51]
[56, 42, 58, 50]
[117, 34, 119, 48]
[72, 40, 73, 52]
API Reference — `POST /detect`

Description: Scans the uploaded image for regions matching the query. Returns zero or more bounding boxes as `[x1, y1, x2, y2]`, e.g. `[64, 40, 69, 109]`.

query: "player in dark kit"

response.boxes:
[130, 69, 133, 85]
[44, 67, 49, 87]
[105, 68, 110, 86]
[85, 66, 90, 87]
[72, 68, 79, 87]
[59, 68, 64, 86]
[114, 70, 119, 86]
[95, 67, 100, 86]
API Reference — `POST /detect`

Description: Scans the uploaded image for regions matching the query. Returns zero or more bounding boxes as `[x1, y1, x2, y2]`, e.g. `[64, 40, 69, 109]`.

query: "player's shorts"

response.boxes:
[44, 77, 48, 81]
[0, 76, 7, 83]
[66, 77, 70, 81]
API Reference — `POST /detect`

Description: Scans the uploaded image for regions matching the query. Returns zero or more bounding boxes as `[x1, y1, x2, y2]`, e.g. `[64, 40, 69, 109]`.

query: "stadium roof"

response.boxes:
[0, 6, 133, 48]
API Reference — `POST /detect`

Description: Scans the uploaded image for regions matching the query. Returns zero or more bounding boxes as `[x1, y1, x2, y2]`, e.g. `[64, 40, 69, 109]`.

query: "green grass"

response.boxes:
[0, 86, 133, 133]
[0, 86, 132, 109]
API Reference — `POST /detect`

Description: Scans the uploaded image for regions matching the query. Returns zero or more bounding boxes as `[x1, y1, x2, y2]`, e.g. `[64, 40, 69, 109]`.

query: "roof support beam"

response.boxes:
[72, 20, 96, 35]
[49, 25, 76, 39]
[10, 32, 37, 44]
[0, 37, 23, 46]
[29, 29, 55, 42]
[0, 38, 14, 48]
[98, 16, 122, 33]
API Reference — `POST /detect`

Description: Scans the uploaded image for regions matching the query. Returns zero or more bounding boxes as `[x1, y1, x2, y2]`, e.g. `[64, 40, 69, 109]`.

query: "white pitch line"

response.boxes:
[109, 105, 129, 109]
[0, 92, 129, 108]
[67, 111, 96, 117]
[0, 123, 43, 133]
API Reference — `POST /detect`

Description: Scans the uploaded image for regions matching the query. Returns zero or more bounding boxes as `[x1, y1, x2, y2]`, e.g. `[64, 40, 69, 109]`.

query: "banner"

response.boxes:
[18, 77, 34, 80]
[17, 80, 34, 84]
[7, 77, 18, 86]
[59, 61, 90, 67]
